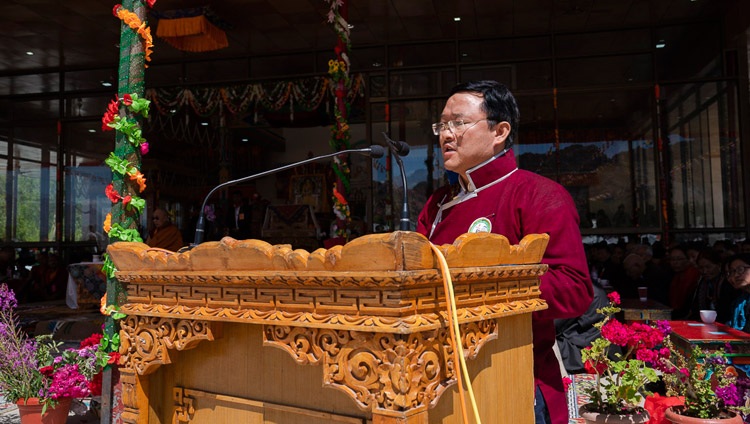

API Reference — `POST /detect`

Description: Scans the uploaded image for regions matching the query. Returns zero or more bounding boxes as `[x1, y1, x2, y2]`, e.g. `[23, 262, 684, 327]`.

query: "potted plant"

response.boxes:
[0, 283, 112, 423]
[657, 339, 750, 423]
[578, 292, 672, 423]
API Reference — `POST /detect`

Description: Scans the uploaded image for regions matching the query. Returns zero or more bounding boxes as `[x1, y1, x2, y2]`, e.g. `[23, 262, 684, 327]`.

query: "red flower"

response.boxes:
[105, 183, 120, 203]
[607, 291, 621, 305]
[140, 142, 149, 155]
[80, 332, 103, 348]
[112, 4, 122, 17]
[122, 93, 132, 106]
[146, 0, 157, 8]
[88, 372, 103, 397]
[584, 358, 607, 374]
[39, 365, 54, 377]
[108, 352, 121, 365]
[562, 376, 573, 391]
[101, 95, 120, 131]
[122, 195, 132, 207]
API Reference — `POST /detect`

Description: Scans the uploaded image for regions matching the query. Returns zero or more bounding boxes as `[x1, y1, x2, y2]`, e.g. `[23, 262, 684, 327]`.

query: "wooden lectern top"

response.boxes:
[109, 231, 549, 272]
[107, 231, 550, 334]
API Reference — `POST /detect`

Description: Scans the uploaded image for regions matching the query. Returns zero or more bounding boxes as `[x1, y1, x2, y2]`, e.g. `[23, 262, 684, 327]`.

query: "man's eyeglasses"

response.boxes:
[431, 119, 487, 136]
[728, 265, 750, 278]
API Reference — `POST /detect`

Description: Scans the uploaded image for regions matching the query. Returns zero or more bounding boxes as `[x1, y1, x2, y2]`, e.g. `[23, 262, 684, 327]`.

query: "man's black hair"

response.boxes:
[449, 80, 520, 148]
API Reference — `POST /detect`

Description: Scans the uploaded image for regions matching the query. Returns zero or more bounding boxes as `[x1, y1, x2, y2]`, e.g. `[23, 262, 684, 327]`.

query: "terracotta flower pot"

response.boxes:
[15, 397, 72, 424]
[664, 406, 743, 423]
[578, 403, 650, 424]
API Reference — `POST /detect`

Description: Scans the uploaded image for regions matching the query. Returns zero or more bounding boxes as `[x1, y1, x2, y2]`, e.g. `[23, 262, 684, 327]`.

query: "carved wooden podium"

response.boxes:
[108, 231, 549, 424]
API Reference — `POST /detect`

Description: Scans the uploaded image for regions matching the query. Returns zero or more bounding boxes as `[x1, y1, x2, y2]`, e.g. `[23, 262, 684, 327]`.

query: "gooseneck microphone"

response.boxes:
[381, 132, 411, 231]
[193, 145, 386, 245]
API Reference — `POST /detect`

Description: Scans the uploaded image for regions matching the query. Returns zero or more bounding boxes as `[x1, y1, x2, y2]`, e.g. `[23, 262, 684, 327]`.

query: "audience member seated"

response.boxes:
[23, 252, 67, 303]
[713, 239, 737, 262]
[146, 208, 184, 252]
[690, 249, 738, 323]
[667, 245, 701, 320]
[726, 254, 750, 332]
[632, 244, 672, 305]
[555, 280, 621, 374]
[612, 253, 649, 300]
[588, 241, 624, 291]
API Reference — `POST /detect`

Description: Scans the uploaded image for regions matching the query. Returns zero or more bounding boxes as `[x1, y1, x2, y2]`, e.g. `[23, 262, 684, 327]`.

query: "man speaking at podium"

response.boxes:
[416, 80, 592, 424]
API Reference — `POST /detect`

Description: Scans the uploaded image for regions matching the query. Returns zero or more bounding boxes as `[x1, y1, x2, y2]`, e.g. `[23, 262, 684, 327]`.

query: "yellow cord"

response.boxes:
[429, 243, 482, 424]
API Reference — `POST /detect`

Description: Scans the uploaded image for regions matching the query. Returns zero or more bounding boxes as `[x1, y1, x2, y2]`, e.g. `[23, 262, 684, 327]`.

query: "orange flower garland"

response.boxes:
[113, 5, 154, 66]
[128, 171, 147, 192]
[103, 213, 112, 233]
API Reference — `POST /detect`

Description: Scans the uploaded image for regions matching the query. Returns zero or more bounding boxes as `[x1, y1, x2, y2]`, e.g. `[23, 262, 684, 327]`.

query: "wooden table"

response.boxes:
[619, 298, 672, 323]
[669, 321, 750, 368]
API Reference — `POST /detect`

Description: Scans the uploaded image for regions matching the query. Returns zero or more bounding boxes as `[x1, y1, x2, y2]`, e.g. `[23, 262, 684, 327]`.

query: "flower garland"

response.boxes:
[146, 75, 364, 118]
[325, 0, 352, 239]
[113, 4, 155, 66]
[100, 93, 150, 255]
[97, 0, 156, 335]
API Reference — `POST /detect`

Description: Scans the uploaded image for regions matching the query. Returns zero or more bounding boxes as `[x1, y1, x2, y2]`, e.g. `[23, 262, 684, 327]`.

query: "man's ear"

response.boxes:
[493, 121, 511, 150]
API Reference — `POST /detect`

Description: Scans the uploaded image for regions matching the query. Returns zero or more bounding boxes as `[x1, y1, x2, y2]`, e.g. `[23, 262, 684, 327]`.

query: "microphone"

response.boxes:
[193, 145, 386, 245]
[381, 132, 411, 231]
[382, 132, 410, 156]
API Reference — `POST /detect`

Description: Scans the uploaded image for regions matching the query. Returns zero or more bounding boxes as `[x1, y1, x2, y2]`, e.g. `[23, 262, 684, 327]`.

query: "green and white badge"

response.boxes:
[468, 217, 492, 233]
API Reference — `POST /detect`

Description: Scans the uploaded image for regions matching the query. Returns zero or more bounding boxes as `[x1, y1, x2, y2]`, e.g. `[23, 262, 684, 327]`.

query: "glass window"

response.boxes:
[371, 100, 444, 232]
[14, 157, 56, 241]
[350, 46, 386, 71]
[662, 81, 744, 230]
[4, 73, 60, 96]
[389, 69, 456, 98]
[518, 89, 658, 231]
[64, 69, 115, 92]
[555, 29, 651, 56]
[388, 42, 455, 68]
[63, 121, 112, 244]
[65, 95, 112, 119]
[556, 54, 652, 87]
[459, 36, 551, 62]
[7, 125, 58, 242]
[0, 132, 7, 240]
[10, 99, 60, 122]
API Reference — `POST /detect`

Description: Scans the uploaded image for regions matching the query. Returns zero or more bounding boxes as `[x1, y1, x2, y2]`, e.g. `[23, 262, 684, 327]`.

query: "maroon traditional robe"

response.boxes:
[416, 149, 592, 424]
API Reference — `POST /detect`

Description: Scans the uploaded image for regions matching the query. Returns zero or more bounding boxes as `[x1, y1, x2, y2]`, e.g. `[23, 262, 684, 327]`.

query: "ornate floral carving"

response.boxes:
[119, 316, 218, 375]
[263, 322, 496, 412]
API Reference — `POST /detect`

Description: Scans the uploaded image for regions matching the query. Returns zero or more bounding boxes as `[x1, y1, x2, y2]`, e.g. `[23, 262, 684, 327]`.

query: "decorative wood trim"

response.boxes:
[172, 386, 364, 423]
[119, 298, 545, 333]
[119, 316, 219, 375]
[263, 320, 497, 412]
[173, 387, 196, 424]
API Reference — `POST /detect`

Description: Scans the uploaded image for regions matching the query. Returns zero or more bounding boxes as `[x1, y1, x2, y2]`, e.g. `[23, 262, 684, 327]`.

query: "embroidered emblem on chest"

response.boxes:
[468, 217, 492, 234]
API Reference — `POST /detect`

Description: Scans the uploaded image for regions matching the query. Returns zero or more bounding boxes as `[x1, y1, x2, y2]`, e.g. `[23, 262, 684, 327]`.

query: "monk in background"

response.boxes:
[146, 208, 184, 252]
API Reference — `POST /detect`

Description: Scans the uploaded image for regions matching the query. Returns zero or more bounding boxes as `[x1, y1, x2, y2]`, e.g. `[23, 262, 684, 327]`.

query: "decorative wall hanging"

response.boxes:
[145, 75, 364, 119]
[153, 6, 229, 52]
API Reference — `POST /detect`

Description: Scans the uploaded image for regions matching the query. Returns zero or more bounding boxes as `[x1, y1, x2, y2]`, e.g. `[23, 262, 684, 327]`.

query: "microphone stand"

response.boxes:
[394, 153, 410, 231]
[382, 132, 410, 231]
[193, 146, 383, 245]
